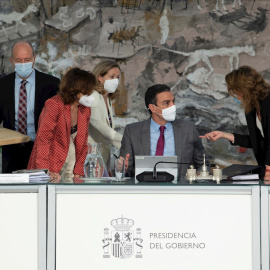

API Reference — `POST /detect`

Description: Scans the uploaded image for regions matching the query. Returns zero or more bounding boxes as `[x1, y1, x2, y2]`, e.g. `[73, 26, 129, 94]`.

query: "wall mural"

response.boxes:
[0, 0, 270, 167]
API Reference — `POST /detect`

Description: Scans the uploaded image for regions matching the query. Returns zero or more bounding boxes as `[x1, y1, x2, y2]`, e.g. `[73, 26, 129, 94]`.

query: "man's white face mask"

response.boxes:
[155, 104, 176, 122]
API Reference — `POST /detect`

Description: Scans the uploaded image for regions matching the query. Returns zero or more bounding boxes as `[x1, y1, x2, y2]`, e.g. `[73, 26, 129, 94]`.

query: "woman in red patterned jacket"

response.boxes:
[28, 68, 96, 180]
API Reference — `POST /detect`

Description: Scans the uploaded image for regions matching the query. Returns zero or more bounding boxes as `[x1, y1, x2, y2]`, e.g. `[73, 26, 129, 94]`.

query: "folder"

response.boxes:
[222, 164, 261, 177]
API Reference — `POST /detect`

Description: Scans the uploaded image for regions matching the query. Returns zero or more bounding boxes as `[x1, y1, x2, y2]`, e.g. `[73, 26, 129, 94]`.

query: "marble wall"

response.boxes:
[1, 0, 270, 166]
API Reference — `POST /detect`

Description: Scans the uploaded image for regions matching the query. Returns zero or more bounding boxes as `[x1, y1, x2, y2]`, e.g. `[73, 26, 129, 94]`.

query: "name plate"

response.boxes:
[0, 174, 29, 183]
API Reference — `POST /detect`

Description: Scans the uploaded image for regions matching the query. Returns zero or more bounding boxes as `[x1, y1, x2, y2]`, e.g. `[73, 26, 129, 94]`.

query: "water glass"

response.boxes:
[114, 158, 125, 181]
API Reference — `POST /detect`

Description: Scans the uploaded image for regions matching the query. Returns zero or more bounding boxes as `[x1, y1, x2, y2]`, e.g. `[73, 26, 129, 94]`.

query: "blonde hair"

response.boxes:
[92, 60, 121, 100]
[225, 66, 270, 114]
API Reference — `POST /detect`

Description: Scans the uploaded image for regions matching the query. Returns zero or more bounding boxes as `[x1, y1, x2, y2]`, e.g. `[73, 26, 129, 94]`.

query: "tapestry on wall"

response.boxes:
[0, 0, 269, 166]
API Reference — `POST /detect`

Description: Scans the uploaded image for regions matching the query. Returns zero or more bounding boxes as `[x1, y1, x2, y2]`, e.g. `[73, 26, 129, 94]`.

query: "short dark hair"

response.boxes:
[145, 84, 171, 114]
[59, 68, 96, 105]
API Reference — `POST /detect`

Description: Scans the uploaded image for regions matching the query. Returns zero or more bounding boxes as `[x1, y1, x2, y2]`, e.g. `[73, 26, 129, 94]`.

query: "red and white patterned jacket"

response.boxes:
[28, 95, 90, 175]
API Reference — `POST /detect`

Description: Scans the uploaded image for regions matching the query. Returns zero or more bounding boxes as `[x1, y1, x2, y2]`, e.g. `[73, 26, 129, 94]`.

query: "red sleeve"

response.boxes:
[35, 98, 60, 169]
[73, 107, 91, 175]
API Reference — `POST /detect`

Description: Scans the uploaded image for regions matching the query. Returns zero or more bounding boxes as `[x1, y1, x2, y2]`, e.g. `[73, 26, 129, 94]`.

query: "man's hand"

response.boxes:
[119, 153, 130, 172]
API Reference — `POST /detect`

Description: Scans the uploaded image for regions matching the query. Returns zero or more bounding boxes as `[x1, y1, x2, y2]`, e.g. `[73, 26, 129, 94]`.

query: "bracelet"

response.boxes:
[265, 169, 270, 173]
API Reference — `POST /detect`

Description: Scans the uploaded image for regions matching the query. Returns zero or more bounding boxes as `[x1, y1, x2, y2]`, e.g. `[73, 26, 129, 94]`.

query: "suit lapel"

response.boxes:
[246, 111, 258, 150]
[34, 69, 41, 126]
[141, 119, 151, 155]
[100, 95, 110, 127]
[107, 98, 114, 128]
[173, 121, 183, 161]
[8, 73, 16, 129]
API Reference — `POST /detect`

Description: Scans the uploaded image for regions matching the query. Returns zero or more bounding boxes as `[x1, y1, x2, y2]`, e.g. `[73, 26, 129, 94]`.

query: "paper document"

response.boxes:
[229, 174, 259, 180]
[0, 174, 29, 183]
[232, 181, 260, 184]
[12, 169, 50, 183]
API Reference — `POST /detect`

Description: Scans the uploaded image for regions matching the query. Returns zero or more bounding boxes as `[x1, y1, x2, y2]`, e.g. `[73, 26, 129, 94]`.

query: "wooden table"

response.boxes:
[0, 128, 30, 146]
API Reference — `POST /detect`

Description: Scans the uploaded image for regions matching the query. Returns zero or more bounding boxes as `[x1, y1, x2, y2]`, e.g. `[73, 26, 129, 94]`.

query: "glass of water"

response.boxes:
[114, 158, 125, 181]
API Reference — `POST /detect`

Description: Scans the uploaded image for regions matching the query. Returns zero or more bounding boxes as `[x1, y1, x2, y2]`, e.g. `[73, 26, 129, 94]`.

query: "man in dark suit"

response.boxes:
[120, 84, 205, 178]
[0, 40, 60, 173]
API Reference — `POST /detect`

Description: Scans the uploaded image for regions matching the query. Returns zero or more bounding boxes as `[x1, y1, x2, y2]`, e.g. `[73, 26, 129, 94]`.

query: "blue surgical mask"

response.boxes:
[232, 93, 242, 105]
[14, 62, 34, 78]
[233, 97, 242, 105]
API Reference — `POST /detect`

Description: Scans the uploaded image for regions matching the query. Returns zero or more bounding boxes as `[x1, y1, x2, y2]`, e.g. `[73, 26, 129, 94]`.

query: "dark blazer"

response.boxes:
[0, 69, 60, 131]
[119, 118, 205, 177]
[0, 69, 60, 172]
[232, 94, 270, 170]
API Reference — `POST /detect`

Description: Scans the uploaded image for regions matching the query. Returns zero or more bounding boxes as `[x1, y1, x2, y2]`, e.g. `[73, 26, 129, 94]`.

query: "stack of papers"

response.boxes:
[229, 174, 259, 180]
[12, 169, 50, 183]
[0, 174, 29, 184]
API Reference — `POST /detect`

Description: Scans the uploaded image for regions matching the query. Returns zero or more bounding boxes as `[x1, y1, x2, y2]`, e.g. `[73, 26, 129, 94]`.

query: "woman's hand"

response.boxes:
[200, 131, 235, 142]
[49, 172, 61, 180]
[264, 166, 270, 181]
[264, 171, 270, 181]
[74, 174, 84, 178]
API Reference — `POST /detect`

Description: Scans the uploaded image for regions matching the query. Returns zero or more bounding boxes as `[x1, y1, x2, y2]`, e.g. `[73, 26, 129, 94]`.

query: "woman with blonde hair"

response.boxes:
[88, 60, 123, 172]
[201, 66, 270, 180]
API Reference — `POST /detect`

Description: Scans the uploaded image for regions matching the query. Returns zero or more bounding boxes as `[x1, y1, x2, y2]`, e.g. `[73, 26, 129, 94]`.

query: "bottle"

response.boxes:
[84, 143, 105, 178]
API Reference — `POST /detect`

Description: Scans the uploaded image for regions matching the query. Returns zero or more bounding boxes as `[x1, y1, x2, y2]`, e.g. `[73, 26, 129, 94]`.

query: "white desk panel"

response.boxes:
[48, 185, 260, 270]
[0, 185, 46, 270]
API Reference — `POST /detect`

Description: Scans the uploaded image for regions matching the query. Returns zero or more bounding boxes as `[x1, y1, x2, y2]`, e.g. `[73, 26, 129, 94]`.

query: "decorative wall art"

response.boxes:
[1, 0, 270, 166]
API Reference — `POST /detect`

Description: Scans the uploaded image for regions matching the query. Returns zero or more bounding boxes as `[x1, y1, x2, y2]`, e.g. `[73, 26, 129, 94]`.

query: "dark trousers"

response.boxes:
[2, 141, 34, 173]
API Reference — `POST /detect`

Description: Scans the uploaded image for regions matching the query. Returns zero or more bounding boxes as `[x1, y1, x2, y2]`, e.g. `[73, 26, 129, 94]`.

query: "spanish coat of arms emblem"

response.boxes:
[103, 216, 143, 259]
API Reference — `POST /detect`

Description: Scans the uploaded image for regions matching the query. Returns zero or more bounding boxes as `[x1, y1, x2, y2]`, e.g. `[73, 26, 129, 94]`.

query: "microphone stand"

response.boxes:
[153, 162, 215, 179]
[153, 161, 191, 179]
[136, 161, 208, 182]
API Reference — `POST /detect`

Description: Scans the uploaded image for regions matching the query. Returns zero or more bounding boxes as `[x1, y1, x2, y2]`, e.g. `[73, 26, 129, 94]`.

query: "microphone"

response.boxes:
[136, 161, 192, 182]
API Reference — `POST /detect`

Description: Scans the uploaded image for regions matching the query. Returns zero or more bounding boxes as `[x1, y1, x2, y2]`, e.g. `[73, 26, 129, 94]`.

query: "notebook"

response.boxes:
[222, 164, 261, 177]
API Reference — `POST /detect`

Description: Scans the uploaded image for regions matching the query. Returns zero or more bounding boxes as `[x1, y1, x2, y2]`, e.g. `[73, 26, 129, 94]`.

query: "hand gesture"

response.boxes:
[200, 131, 225, 141]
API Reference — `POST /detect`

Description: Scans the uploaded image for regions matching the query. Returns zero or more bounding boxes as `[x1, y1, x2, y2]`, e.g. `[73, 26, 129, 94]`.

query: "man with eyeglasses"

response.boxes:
[0, 40, 60, 173]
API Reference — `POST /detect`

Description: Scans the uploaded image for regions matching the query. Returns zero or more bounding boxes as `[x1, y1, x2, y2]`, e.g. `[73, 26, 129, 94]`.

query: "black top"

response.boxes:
[232, 94, 270, 175]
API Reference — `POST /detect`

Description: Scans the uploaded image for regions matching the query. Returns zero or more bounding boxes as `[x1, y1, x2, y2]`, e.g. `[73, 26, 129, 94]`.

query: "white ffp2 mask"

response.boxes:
[79, 94, 95, 107]
[104, 78, 119, 93]
[155, 105, 176, 122]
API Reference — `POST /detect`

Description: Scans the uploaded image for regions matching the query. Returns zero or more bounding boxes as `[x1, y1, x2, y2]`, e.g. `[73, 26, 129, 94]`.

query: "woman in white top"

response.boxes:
[201, 66, 270, 180]
[88, 60, 123, 171]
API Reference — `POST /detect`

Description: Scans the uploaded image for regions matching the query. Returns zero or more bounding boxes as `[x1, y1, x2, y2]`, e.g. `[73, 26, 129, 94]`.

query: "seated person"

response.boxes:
[27, 68, 96, 180]
[120, 84, 205, 178]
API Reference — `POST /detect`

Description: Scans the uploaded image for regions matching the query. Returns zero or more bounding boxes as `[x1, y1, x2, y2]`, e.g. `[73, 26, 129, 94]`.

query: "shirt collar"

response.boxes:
[15, 69, 35, 85]
[150, 117, 172, 131]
